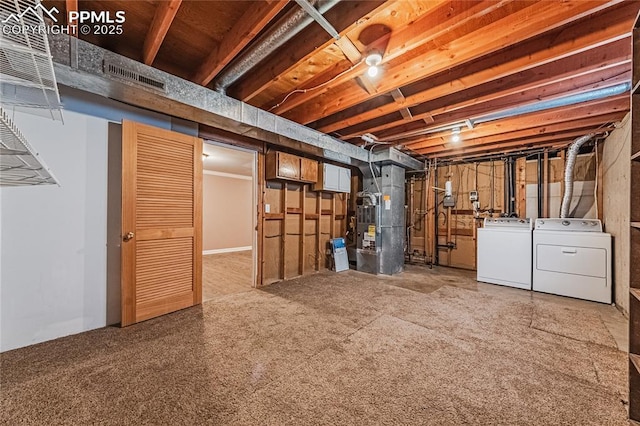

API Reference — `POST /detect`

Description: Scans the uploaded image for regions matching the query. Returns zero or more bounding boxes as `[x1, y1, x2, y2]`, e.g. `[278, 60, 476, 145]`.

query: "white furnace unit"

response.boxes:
[477, 217, 533, 290]
[533, 218, 611, 304]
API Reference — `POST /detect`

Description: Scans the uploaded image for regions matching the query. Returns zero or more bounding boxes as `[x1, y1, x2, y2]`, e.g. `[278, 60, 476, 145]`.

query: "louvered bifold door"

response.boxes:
[121, 120, 202, 326]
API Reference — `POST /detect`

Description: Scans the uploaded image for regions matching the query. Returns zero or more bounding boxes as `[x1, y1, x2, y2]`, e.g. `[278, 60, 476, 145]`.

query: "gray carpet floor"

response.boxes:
[0, 265, 628, 425]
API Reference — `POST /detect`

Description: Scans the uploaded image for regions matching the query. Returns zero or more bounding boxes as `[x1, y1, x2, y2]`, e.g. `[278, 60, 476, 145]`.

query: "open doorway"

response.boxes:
[201, 141, 256, 301]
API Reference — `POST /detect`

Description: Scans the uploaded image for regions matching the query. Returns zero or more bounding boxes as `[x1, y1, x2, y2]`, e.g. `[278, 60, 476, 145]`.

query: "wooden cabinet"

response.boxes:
[265, 151, 317, 183]
[313, 163, 351, 193]
[301, 157, 318, 182]
[630, 12, 640, 423]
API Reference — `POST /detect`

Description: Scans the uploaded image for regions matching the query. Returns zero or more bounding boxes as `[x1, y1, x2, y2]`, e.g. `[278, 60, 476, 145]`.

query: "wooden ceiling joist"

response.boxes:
[372, 66, 630, 143]
[283, 0, 630, 125]
[227, 0, 387, 102]
[142, 0, 182, 65]
[405, 96, 628, 151]
[192, 0, 289, 86]
[418, 114, 623, 157]
[65, 0, 78, 35]
[318, 30, 632, 137]
[268, 0, 508, 116]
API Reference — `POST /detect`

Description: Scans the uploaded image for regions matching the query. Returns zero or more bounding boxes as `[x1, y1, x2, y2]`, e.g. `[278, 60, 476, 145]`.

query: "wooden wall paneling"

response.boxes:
[316, 192, 321, 271]
[330, 194, 336, 239]
[299, 185, 306, 276]
[281, 182, 287, 279]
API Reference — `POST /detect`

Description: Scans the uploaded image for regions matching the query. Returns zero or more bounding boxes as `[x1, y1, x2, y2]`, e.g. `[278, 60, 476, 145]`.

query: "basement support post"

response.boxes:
[537, 153, 543, 218]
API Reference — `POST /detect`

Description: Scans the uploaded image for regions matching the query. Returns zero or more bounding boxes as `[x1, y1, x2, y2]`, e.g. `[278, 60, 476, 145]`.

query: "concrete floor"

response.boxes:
[0, 265, 629, 425]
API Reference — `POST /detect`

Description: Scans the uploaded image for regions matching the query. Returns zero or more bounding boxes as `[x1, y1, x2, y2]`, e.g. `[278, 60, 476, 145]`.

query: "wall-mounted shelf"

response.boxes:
[630, 11, 640, 421]
[0, 108, 57, 186]
[0, 0, 63, 120]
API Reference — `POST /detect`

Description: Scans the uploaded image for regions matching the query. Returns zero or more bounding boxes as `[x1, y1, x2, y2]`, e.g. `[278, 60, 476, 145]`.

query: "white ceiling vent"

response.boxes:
[104, 60, 166, 92]
[0, 107, 58, 186]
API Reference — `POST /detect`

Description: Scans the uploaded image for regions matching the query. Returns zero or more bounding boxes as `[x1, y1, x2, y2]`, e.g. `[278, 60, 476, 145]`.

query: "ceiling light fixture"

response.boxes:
[365, 53, 382, 78]
[451, 127, 461, 143]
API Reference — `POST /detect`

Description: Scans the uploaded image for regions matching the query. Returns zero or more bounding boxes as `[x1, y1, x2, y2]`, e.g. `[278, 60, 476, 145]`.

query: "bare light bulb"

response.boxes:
[365, 52, 382, 78]
[451, 127, 462, 143]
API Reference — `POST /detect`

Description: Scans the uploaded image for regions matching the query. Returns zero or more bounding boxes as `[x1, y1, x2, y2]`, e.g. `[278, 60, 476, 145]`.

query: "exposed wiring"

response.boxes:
[368, 144, 382, 194]
[268, 59, 364, 112]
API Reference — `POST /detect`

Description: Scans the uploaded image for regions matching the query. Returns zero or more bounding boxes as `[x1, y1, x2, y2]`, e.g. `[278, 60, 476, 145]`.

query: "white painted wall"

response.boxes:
[0, 110, 108, 352]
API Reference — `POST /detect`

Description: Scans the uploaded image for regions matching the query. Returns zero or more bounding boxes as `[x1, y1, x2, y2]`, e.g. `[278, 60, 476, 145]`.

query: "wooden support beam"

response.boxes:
[543, 150, 550, 217]
[416, 112, 625, 156]
[229, 1, 386, 101]
[370, 65, 631, 142]
[66, 0, 78, 35]
[193, 0, 288, 86]
[399, 108, 413, 121]
[316, 192, 321, 271]
[330, 194, 336, 239]
[142, 0, 182, 65]
[516, 157, 527, 219]
[285, 1, 631, 125]
[299, 185, 305, 276]
[407, 96, 628, 151]
[281, 182, 287, 280]
[257, 153, 265, 286]
[337, 46, 631, 139]
[317, 24, 632, 136]
[390, 89, 406, 104]
[271, 0, 500, 116]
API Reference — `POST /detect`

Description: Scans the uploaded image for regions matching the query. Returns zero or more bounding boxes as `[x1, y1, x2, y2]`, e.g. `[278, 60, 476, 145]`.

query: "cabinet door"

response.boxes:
[300, 157, 318, 182]
[323, 163, 340, 190]
[278, 152, 300, 179]
[338, 167, 351, 193]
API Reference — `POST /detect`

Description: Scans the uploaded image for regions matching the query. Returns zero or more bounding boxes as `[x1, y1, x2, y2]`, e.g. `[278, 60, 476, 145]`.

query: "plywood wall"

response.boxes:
[602, 113, 631, 315]
[407, 161, 506, 270]
[407, 152, 599, 271]
[259, 154, 348, 286]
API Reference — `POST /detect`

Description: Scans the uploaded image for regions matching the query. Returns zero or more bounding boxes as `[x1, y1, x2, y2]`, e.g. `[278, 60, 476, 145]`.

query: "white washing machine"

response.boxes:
[533, 218, 611, 304]
[477, 217, 533, 290]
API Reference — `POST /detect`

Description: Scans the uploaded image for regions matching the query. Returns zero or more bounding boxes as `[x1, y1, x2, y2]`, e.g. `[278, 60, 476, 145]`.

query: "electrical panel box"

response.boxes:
[313, 163, 351, 193]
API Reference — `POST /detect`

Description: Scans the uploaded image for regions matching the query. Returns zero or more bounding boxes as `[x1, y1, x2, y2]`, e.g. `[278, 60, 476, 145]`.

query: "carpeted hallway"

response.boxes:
[0, 266, 628, 425]
[202, 251, 253, 300]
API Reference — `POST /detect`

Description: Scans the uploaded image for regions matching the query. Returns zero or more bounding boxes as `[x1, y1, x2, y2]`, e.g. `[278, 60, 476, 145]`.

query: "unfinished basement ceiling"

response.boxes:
[43, 0, 639, 160]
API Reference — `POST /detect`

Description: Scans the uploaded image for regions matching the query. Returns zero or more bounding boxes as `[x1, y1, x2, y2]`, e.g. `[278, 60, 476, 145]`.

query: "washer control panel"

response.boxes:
[483, 217, 532, 230]
[535, 218, 602, 232]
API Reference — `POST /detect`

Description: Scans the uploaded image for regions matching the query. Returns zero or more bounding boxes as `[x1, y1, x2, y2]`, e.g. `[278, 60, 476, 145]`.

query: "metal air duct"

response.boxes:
[214, 0, 341, 93]
[560, 133, 594, 218]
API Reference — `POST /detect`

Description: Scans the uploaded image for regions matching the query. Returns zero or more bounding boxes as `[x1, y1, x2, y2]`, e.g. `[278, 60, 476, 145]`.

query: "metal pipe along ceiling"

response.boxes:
[474, 82, 630, 125]
[214, 0, 341, 93]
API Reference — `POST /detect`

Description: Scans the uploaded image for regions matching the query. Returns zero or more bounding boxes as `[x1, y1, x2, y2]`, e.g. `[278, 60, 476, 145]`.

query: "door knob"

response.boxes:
[123, 231, 134, 242]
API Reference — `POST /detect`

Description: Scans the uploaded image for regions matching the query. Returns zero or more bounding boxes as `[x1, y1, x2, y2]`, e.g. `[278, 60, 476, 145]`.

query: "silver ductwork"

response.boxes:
[560, 133, 594, 218]
[214, 0, 341, 93]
